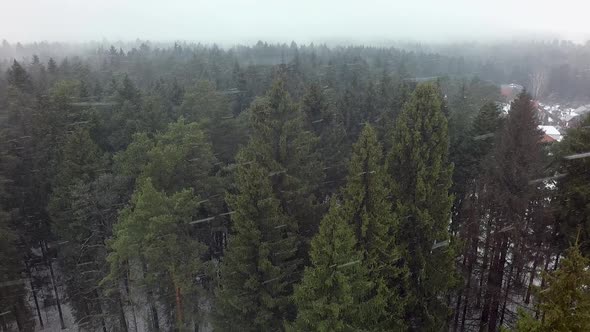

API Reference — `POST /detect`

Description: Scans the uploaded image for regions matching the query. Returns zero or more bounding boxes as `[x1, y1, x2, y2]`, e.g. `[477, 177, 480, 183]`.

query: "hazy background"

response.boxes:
[2, 0, 589, 44]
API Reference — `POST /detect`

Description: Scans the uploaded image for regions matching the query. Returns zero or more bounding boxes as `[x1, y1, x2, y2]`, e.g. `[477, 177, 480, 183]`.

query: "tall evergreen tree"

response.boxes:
[555, 114, 590, 255]
[215, 150, 301, 331]
[450, 102, 503, 331]
[245, 79, 323, 244]
[47, 128, 110, 330]
[301, 82, 348, 195]
[342, 124, 407, 329]
[106, 178, 208, 330]
[180, 80, 247, 163]
[6, 60, 33, 93]
[479, 91, 544, 332]
[514, 242, 590, 332]
[0, 187, 34, 331]
[291, 198, 372, 332]
[387, 83, 456, 330]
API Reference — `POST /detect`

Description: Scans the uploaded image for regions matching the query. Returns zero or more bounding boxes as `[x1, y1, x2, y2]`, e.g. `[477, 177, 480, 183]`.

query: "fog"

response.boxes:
[2, 0, 589, 44]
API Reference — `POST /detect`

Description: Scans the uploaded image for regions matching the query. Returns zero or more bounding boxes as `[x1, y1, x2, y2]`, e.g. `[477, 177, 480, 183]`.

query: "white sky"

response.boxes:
[1, 0, 589, 44]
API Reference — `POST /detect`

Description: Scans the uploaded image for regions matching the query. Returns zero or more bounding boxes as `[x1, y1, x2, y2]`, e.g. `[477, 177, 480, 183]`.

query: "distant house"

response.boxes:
[539, 125, 562, 143]
[562, 112, 580, 128]
[574, 105, 590, 115]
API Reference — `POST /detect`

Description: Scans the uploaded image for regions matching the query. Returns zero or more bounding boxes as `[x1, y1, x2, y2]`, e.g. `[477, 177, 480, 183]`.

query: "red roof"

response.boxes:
[540, 134, 556, 144]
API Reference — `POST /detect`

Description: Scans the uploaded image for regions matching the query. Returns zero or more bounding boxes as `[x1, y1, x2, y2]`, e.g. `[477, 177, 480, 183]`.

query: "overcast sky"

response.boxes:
[2, 0, 589, 45]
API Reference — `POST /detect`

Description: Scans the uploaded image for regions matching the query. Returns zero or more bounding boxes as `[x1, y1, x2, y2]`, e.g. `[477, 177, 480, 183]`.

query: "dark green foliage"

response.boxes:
[291, 199, 371, 332]
[106, 178, 208, 330]
[246, 80, 324, 241]
[301, 82, 348, 194]
[514, 243, 590, 332]
[180, 81, 248, 163]
[0, 192, 34, 331]
[478, 91, 544, 332]
[47, 128, 111, 329]
[555, 114, 590, 255]
[450, 102, 503, 224]
[342, 124, 406, 330]
[387, 83, 456, 330]
[7, 60, 33, 93]
[57, 175, 132, 331]
[0, 40, 584, 331]
[114, 118, 217, 196]
[215, 151, 301, 331]
[295, 124, 406, 330]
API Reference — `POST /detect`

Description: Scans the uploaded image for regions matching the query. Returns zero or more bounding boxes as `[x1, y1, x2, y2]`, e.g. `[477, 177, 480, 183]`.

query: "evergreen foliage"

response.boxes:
[387, 83, 456, 330]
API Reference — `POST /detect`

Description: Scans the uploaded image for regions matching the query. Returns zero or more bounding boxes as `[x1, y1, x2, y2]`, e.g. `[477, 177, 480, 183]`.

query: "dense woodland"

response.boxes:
[1, 40, 590, 331]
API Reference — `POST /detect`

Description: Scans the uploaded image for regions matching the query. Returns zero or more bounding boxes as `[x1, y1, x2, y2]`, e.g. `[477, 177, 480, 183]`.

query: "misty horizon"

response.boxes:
[3, 0, 590, 45]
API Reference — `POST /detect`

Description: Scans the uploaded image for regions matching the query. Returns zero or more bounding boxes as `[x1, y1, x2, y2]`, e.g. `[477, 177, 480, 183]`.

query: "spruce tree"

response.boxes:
[479, 91, 544, 332]
[0, 191, 34, 331]
[114, 118, 217, 196]
[342, 124, 406, 329]
[245, 79, 323, 243]
[514, 243, 590, 332]
[556, 114, 590, 255]
[301, 82, 348, 195]
[47, 128, 110, 330]
[291, 198, 371, 331]
[6, 60, 33, 93]
[387, 83, 455, 330]
[294, 124, 406, 330]
[215, 150, 301, 331]
[180, 81, 247, 163]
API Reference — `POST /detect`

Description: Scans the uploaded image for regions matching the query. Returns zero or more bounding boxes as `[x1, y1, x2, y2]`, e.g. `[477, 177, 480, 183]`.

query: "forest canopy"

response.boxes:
[1, 39, 590, 331]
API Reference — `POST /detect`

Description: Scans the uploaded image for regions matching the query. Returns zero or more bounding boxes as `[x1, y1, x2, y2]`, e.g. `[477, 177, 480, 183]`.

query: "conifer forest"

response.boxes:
[1, 38, 590, 332]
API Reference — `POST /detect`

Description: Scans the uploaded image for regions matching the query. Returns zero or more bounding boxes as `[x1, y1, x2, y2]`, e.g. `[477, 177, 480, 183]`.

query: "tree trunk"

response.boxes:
[13, 304, 22, 331]
[477, 217, 493, 308]
[525, 254, 540, 304]
[460, 213, 480, 332]
[553, 252, 560, 271]
[175, 286, 184, 326]
[41, 241, 65, 329]
[453, 238, 470, 331]
[25, 260, 43, 328]
[140, 259, 159, 331]
[499, 258, 515, 328]
[117, 293, 129, 332]
[479, 247, 498, 332]
[536, 252, 552, 319]
[487, 238, 508, 332]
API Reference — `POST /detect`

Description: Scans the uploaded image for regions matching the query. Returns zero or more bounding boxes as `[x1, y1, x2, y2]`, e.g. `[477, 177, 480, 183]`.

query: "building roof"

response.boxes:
[539, 125, 562, 142]
[574, 105, 590, 114]
[540, 134, 556, 143]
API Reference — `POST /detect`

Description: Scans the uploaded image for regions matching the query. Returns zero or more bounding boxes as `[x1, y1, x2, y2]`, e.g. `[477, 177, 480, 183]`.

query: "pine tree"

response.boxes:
[514, 243, 590, 332]
[291, 198, 371, 331]
[47, 57, 57, 75]
[301, 82, 348, 195]
[479, 91, 544, 332]
[0, 191, 34, 331]
[215, 150, 301, 331]
[341, 124, 407, 329]
[106, 178, 208, 330]
[180, 80, 247, 163]
[245, 79, 323, 243]
[387, 83, 456, 330]
[555, 114, 590, 255]
[114, 118, 217, 196]
[450, 102, 503, 331]
[6, 60, 33, 93]
[47, 128, 110, 330]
